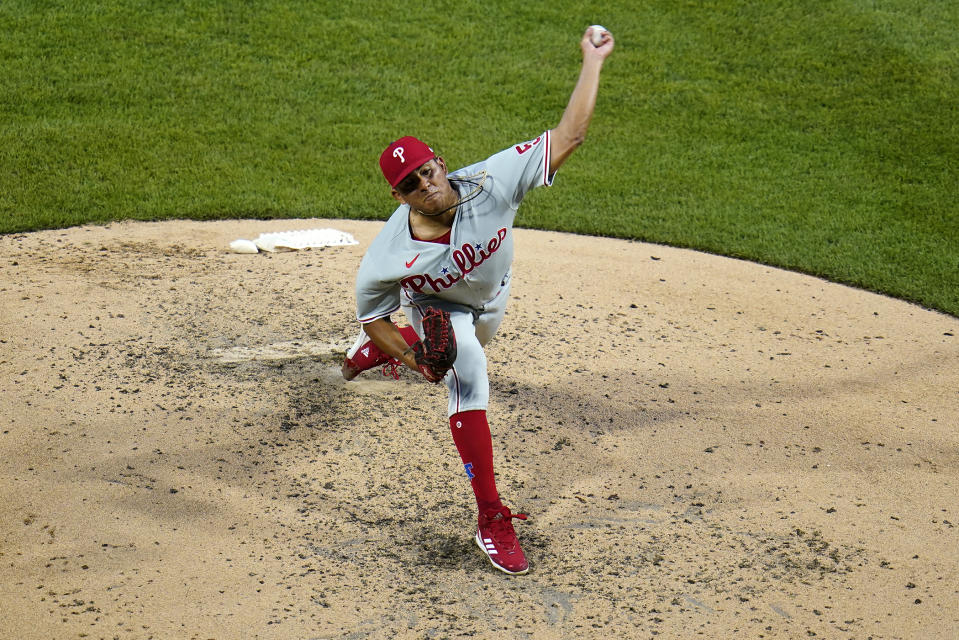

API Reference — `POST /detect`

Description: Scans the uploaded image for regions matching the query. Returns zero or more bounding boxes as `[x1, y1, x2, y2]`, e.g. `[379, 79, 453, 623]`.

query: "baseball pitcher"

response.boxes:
[342, 26, 614, 575]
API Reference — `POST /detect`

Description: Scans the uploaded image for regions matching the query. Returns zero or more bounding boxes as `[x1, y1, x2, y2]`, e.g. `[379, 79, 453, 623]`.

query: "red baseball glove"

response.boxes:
[411, 308, 457, 383]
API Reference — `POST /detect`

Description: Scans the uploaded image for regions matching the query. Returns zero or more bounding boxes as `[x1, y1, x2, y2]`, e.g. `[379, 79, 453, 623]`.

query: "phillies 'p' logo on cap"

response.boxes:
[380, 136, 434, 187]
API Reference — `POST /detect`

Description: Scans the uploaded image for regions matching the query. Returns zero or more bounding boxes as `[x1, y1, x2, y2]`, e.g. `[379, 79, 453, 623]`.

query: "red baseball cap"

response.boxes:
[379, 136, 435, 187]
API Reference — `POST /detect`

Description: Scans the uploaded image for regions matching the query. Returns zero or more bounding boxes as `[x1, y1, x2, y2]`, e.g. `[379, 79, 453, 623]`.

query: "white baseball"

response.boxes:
[589, 25, 608, 47]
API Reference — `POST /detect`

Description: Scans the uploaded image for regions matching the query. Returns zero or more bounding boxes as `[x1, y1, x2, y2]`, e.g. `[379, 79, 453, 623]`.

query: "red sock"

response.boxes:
[449, 410, 501, 513]
[398, 324, 419, 347]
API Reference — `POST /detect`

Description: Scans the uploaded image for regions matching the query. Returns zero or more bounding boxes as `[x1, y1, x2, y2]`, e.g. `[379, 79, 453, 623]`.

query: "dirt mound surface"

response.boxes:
[2, 219, 956, 639]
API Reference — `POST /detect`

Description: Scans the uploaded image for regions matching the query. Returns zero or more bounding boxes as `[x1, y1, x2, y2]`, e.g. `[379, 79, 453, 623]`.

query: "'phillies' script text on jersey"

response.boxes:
[400, 228, 508, 294]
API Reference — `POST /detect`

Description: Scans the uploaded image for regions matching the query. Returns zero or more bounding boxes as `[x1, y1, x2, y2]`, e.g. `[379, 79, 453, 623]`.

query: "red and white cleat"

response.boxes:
[341, 325, 419, 381]
[341, 328, 394, 380]
[475, 504, 529, 575]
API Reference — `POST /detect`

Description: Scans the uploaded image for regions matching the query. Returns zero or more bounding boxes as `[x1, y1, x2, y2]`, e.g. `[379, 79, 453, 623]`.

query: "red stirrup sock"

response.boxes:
[449, 410, 501, 512]
[398, 324, 420, 347]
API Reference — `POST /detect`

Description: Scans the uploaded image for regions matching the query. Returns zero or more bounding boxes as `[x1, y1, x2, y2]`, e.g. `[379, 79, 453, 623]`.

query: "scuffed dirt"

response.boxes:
[1, 219, 956, 639]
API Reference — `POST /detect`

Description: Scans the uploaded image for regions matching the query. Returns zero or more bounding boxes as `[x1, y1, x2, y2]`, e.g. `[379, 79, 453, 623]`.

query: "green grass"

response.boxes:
[2, 1, 957, 316]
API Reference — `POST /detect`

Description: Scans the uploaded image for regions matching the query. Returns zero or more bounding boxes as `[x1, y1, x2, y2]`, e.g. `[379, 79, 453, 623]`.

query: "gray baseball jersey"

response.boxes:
[355, 131, 553, 323]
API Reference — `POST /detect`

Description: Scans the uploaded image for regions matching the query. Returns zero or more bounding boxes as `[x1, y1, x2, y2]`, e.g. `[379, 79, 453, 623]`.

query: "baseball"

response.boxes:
[589, 25, 608, 47]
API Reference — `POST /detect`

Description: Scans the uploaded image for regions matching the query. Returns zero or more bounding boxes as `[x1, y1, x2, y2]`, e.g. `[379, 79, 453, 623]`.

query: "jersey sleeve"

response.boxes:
[485, 131, 554, 209]
[354, 245, 402, 323]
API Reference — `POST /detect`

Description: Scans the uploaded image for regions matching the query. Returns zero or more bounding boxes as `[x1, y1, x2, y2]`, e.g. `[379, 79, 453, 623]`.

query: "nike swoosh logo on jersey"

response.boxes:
[405, 253, 421, 269]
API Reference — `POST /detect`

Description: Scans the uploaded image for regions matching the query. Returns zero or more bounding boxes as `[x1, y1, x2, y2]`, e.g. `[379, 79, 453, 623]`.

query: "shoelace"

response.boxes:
[483, 509, 528, 547]
[381, 358, 402, 380]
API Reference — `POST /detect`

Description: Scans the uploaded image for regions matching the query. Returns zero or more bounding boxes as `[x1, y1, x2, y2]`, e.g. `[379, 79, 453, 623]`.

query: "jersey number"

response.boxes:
[514, 136, 542, 155]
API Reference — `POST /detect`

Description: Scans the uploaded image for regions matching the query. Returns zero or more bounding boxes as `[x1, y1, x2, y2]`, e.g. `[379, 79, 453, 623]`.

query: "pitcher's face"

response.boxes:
[392, 158, 457, 214]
